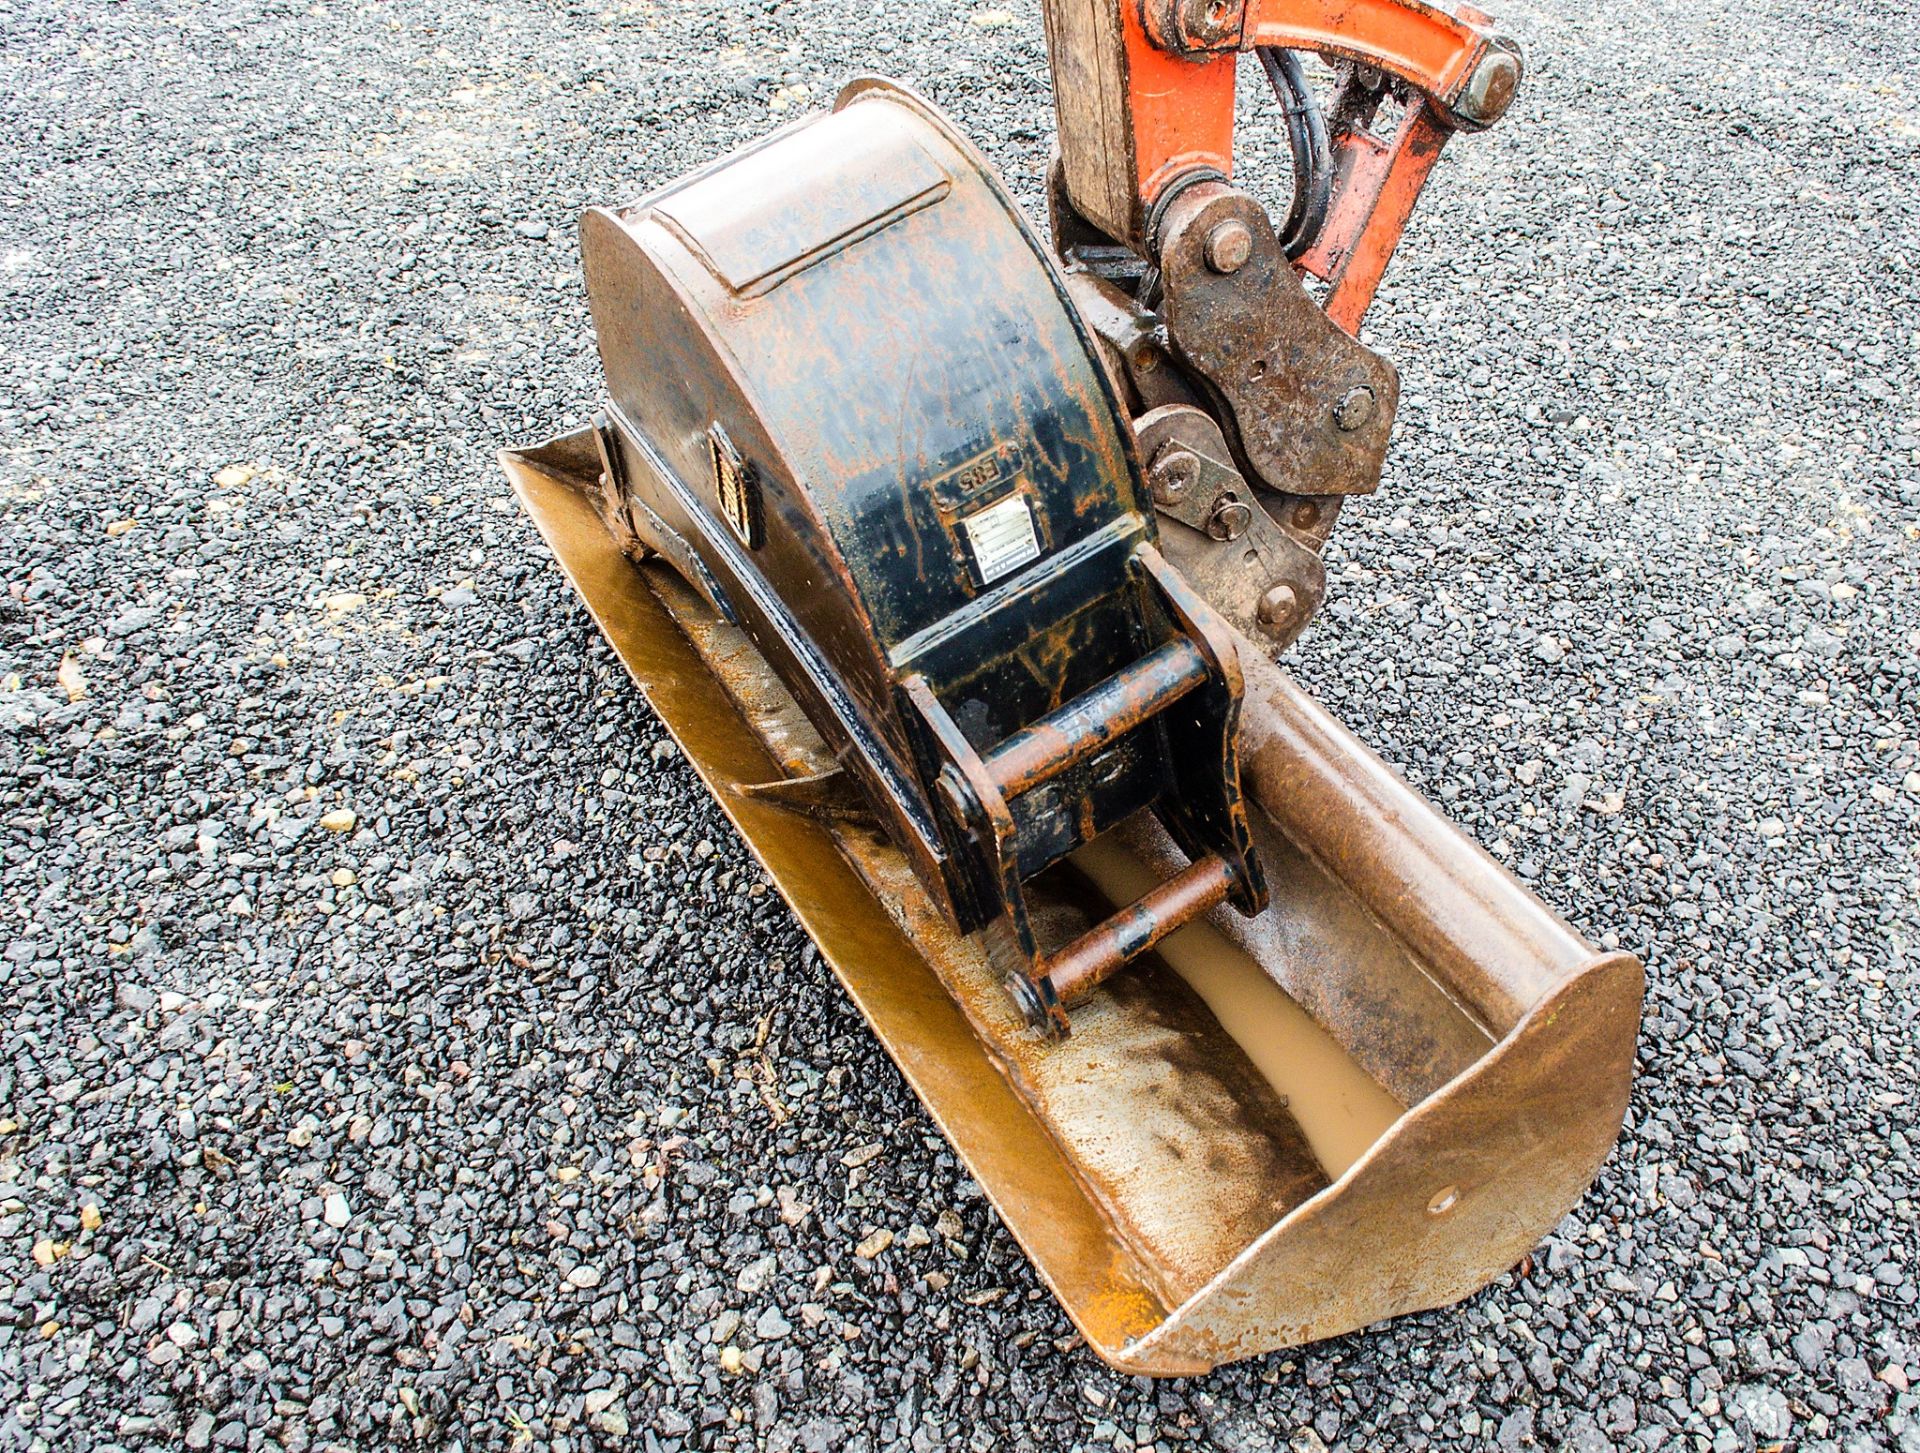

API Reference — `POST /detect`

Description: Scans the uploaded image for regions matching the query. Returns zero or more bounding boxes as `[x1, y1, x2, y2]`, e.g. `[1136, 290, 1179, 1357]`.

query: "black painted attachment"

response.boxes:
[576, 79, 1265, 1033]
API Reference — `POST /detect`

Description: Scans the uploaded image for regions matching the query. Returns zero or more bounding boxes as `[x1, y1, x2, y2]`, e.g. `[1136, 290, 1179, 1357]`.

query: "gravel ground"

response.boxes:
[3, 0, 1917, 1448]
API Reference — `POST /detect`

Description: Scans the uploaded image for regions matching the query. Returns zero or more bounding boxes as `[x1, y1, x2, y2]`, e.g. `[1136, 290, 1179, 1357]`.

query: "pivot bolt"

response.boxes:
[1175, 0, 1241, 48]
[1258, 583, 1299, 632]
[1333, 385, 1375, 432]
[1149, 447, 1199, 505]
[1204, 219, 1253, 275]
[1458, 47, 1521, 126]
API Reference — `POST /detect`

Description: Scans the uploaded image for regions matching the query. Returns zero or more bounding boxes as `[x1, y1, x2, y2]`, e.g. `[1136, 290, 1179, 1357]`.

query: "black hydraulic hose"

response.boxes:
[1259, 48, 1332, 259]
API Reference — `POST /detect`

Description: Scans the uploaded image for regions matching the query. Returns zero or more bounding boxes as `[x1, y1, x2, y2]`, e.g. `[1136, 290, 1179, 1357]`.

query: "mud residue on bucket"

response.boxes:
[1069, 836, 1405, 1181]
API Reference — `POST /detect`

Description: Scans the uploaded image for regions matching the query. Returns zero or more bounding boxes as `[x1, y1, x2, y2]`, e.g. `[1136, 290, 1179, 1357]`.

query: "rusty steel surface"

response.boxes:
[983, 637, 1209, 798]
[504, 432, 1644, 1374]
[1131, 404, 1331, 649]
[1156, 180, 1402, 499]
[1037, 0, 1525, 650]
[1045, 851, 1237, 1003]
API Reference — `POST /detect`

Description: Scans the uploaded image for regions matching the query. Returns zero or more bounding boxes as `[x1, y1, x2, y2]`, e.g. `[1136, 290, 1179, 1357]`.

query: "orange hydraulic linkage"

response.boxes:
[1044, 0, 1521, 331]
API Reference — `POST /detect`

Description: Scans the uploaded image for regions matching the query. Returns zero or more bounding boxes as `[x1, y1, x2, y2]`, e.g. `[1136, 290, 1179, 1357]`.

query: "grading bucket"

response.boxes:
[503, 431, 1642, 1375]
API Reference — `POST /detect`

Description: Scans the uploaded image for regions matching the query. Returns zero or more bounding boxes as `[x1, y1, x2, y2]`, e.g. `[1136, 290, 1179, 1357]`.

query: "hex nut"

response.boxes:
[1150, 448, 1199, 504]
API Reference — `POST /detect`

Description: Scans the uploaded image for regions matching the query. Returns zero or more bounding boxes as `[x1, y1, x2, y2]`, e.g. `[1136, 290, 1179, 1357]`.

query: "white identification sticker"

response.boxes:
[960, 493, 1041, 585]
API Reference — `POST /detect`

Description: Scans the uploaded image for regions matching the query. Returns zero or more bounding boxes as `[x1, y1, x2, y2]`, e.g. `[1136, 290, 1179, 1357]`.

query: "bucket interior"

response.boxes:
[504, 432, 1639, 1369]
[963, 813, 1498, 1309]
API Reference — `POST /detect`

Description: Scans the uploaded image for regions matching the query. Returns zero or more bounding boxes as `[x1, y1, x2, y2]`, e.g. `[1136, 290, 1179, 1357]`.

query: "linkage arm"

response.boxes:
[1043, 0, 1521, 330]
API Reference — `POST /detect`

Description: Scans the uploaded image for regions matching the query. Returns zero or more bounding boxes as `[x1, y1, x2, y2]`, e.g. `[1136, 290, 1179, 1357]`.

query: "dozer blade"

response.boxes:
[504, 430, 1643, 1376]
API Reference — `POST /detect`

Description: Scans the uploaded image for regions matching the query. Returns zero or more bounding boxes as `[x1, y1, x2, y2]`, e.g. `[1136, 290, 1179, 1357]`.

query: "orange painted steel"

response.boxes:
[1117, 0, 1502, 329]
[1297, 96, 1450, 332]
[1232, 0, 1493, 102]
[1125, 0, 1495, 205]
[1120, 0, 1239, 209]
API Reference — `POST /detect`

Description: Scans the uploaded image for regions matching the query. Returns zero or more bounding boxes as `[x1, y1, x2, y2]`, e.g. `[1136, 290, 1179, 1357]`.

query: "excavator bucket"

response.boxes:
[503, 76, 1642, 1374]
